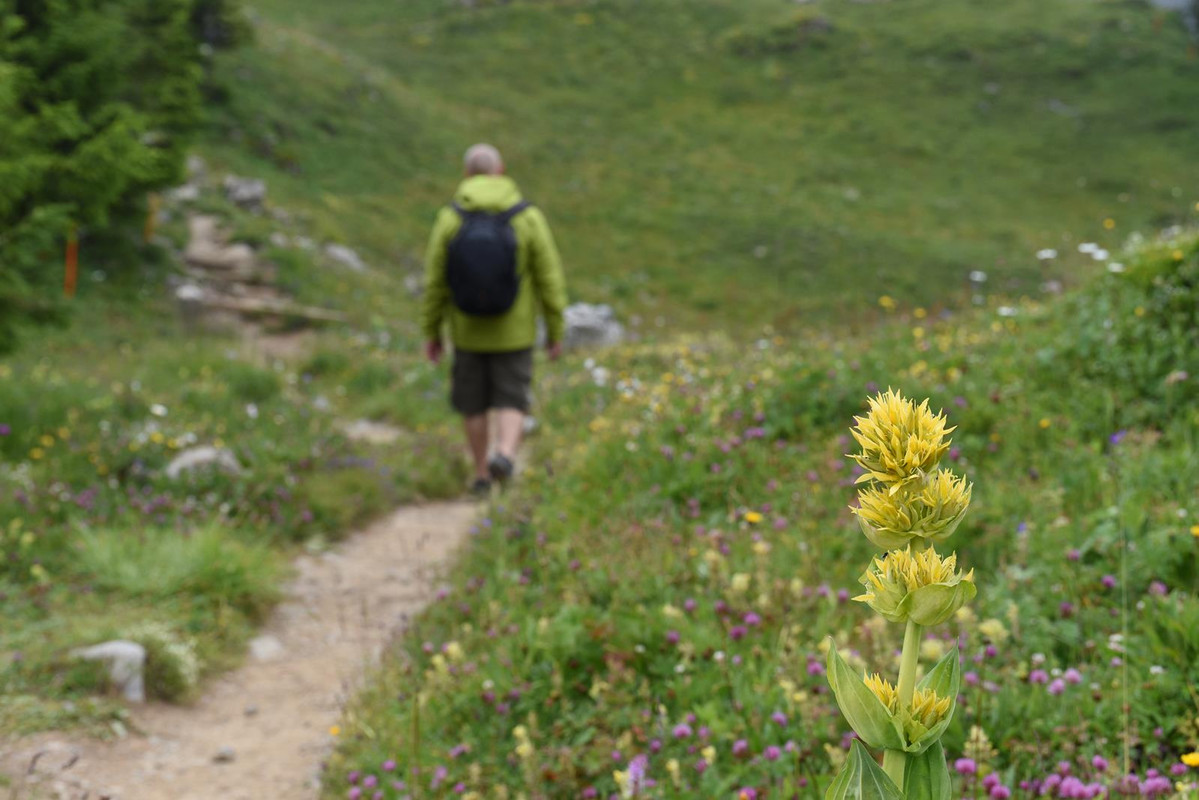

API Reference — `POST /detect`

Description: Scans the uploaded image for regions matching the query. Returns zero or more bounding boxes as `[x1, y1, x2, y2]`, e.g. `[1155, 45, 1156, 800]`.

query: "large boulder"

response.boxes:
[563, 303, 625, 349]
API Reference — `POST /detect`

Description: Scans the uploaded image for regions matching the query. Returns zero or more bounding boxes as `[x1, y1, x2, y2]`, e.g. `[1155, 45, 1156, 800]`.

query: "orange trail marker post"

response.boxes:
[64, 225, 79, 299]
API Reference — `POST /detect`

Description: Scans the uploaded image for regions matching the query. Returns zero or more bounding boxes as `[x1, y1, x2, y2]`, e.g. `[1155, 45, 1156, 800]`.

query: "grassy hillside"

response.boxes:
[326, 228, 1199, 798]
[203, 0, 1199, 332]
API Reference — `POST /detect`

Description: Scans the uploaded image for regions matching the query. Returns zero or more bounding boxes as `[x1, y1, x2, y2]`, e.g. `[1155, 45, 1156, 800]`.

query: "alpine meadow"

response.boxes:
[1, 1, 1199, 799]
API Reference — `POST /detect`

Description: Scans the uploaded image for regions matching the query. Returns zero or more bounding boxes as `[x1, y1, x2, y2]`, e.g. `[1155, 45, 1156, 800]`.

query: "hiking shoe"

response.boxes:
[488, 454, 515, 484]
[469, 478, 492, 498]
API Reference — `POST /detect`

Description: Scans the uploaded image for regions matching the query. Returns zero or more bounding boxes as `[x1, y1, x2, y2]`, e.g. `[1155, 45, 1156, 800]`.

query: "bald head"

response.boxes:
[464, 143, 504, 176]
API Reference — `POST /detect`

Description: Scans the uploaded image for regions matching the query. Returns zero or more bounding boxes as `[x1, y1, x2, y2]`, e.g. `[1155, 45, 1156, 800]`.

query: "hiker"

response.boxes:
[421, 143, 568, 495]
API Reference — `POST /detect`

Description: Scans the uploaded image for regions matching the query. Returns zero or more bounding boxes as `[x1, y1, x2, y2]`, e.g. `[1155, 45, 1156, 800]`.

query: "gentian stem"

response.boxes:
[883, 617, 923, 787]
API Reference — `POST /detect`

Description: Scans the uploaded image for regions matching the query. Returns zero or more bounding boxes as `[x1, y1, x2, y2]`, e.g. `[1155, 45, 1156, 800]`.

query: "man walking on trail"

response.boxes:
[421, 144, 568, 495]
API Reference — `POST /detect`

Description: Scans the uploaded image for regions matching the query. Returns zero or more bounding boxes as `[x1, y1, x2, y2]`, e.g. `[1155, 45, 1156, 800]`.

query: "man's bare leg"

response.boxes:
[494, 408, 525, 461]
[464, 414, 490, 481]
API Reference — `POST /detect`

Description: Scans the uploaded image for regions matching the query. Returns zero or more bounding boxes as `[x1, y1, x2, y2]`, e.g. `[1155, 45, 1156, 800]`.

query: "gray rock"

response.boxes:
[72, 641, 146, 703]
[186, 155, 207, 180]
[404, 273, 424, 297]
[248, 634, 285, 662]
[325, 243, 368, 272]
[222, 175, 267, 209]
[175, 283, 208, 327]
[1045, 98, 1079, 118]
[166, 184, 200, 204]
[563, 303, 625, 349]
[185, 216, 257, 275]
[165, 446, 243, 480]
[342, 419, 403, 445]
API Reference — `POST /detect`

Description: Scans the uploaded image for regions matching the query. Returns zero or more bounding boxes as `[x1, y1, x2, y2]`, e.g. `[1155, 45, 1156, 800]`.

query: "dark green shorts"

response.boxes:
[450, 348, 534, 416]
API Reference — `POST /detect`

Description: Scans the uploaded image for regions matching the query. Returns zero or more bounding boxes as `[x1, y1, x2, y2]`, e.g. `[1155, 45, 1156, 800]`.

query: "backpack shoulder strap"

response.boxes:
[497, 200, 532, 224]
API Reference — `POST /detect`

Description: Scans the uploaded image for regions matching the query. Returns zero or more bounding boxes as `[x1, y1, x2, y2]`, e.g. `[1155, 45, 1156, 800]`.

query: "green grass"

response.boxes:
[0, 246, 468, 732]
[325, 229, 1199, 797]
[202, 0, 1199, 333]
[76, 526, 282, 622]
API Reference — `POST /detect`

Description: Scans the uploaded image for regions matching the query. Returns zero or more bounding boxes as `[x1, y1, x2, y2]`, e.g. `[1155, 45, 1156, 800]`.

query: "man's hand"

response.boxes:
[547, 341, 563, 361]
[425, 340, 444, 364]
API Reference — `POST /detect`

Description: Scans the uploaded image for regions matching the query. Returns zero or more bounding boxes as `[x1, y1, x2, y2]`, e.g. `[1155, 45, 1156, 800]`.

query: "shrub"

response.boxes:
[124, 621, 202, 702]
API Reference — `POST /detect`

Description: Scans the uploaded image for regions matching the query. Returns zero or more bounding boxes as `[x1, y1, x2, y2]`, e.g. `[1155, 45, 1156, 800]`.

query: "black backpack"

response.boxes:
[445, 200, 531, 316]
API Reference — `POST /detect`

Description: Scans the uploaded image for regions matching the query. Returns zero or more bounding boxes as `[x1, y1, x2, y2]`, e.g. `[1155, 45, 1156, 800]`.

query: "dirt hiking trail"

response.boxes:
[3, 501, 477, 800]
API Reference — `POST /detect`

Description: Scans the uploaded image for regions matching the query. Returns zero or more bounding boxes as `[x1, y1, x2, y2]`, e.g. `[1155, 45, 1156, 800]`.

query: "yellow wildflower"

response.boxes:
[850, 390, 954, 490]
[854, 469, 972, 549]
[906, 686, 953, 742]
[329, 725, 341, 736]
[1182, 752, 1199, 768]
[878, 295, 897, 310]
[978, 618, 1009, 645]
[1190, 525, 1199, 538]
[862, 672, 953, 744]
[1039, 418, 1051, 429]
[921, 638, 947, 662]
[666, 758, 681, 787]
[1103, 218, 1116, 230]
[730, 573, 751, 594]
[855, 546, 976, 626]
[702, 745, 716, 764]
[744, 511, 763, 524]
[863, 672, 899, 712]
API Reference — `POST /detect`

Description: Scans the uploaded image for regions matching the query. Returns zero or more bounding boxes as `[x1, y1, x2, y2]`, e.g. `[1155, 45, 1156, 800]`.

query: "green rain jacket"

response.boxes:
[421, 175, 568, 352]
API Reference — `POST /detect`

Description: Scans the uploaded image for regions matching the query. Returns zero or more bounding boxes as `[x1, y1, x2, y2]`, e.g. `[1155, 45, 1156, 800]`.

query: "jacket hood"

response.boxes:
[453, 175, 523, 212]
